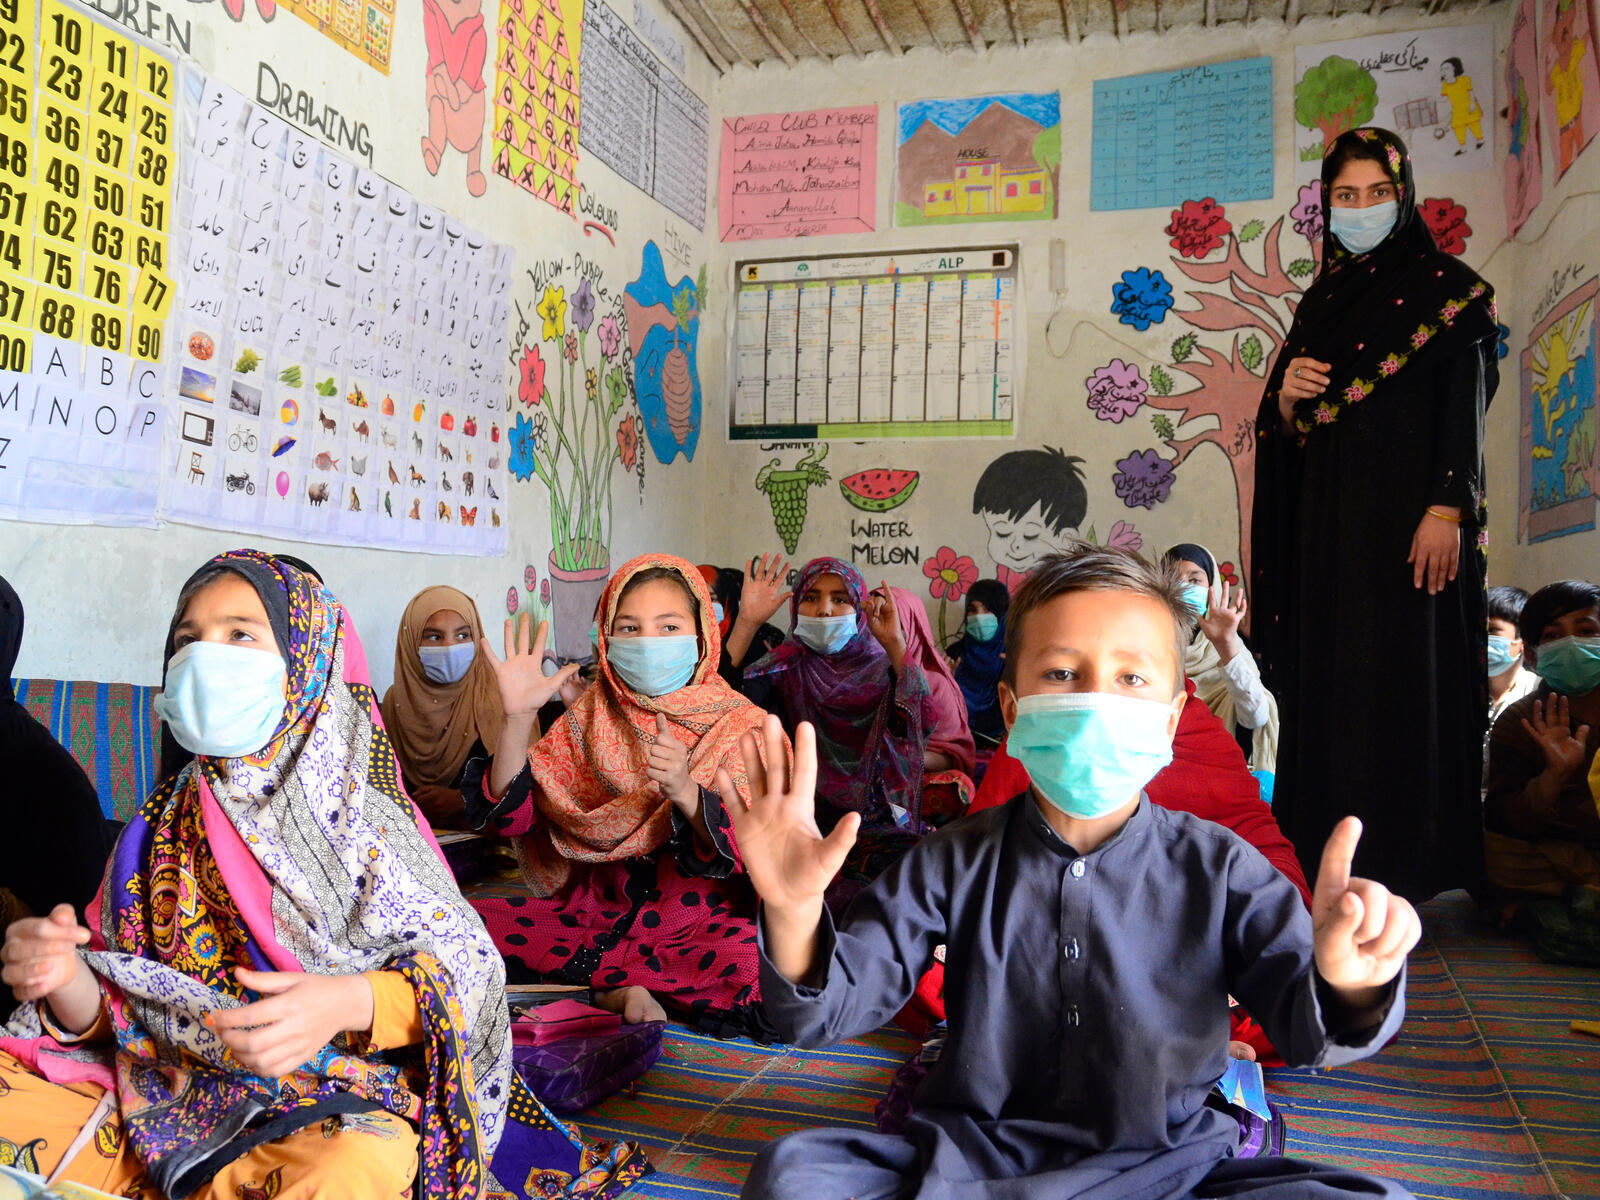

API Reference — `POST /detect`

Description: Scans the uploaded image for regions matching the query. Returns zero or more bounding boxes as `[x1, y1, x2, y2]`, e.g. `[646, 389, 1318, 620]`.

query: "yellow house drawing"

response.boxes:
[923, 159, 1050, 216]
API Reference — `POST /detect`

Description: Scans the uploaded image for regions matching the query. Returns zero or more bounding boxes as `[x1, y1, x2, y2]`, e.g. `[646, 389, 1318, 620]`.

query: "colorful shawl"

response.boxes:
[522, 553, 771, 898]
[2, 552, 517, 1198]
[1258, 127, 1497, 439]
[891, 588, 975, 777]
[745, 558, 930, 821]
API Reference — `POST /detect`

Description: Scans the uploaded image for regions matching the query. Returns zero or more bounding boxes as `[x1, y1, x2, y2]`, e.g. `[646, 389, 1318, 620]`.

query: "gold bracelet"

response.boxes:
[1426, 507, 1461, 523]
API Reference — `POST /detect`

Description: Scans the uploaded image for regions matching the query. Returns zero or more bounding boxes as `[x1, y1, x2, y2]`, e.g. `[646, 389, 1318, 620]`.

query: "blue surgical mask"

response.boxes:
[154, 641, 288, 758]
[590, 621, 600, 649]
[1008, 692, 1176, 820]
[418, 641, 475, 685]
[713, 602, 726, 625]
[1486, 634, 1519, 677]
[794, 613, 857, 656]
[1329, 200, 1399, 255]
[606, 634, 699, 696]
[965, 612, 999, 642]
[1179, 583, 1210, 618]
[1533, 635, 1600, 697]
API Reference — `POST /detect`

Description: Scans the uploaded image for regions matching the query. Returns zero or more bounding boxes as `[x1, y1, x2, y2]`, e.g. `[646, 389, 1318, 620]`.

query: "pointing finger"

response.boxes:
[1317, 816, 1362, 902]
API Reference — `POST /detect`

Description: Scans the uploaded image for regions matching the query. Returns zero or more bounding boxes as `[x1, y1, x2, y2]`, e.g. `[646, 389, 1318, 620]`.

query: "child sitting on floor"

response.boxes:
[723, 545, 1419, 1199]
[1487, 584, 1540, 727]
[946, 579, 1009, 746]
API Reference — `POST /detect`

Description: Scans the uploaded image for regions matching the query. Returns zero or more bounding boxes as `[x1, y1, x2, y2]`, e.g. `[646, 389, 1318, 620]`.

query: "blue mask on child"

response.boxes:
[1533, 635, 1600, 697]
[154, 642, 287, 758]
[1008, 692, 1176, 820]
[418, 642, 475, 685]
[1329, 201, 1398, 255]
[1486, 635, 1519, 677]
[713, 602, 726, 625]
[1179, 583, 1210, 618]
[606, 634, 699, 696]
[965, 612, 999, 642]
[794, 614, 857, 656]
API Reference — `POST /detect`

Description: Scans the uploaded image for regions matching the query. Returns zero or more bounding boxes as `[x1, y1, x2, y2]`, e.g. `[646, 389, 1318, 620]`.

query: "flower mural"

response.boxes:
[1112, 449, 1176, 509]
[572, 277, 596, 333]
[924, 546, 979, 643]
[617, 413, 640, 471]
[1418, 197, 1472, 256]
[518, 345, 545, 407]
[1165, 198, 1232, 259]
[597, 314, 622, 359]
[537, 286, 566, 342]
[508, 411, 538, 482]
[1290, 182, 1324, 244]
[1085, 359, 1149, 424]
[564, 332, 578, 363]
[506, 587, 519, 615]
[1110, 267, 1174, 331]
[1103, 520, 1144, 552]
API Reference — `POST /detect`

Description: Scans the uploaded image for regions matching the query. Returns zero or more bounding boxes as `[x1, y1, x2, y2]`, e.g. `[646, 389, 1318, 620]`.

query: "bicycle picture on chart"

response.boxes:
[228, 429, 260, 453]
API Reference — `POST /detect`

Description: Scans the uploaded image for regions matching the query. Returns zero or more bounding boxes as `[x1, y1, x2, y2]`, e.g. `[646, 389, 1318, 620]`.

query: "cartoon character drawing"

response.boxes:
[221, 0, 276, 24]
[1438, 57, 1485, 154]
[971, 447, 1088, 593]
[1547, 0, 1591, 174]
[420, 0, 489, 197]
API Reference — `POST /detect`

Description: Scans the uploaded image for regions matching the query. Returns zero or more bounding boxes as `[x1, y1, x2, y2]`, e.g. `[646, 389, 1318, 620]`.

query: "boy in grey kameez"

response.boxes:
[719, 547, 1420, 1200]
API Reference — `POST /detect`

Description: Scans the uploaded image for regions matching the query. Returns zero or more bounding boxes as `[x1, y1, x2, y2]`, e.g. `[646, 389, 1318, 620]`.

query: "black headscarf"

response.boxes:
[1164, 544, 1216, 586]
[0, 574, 22, 701]
[1259, 127, 1497, 438]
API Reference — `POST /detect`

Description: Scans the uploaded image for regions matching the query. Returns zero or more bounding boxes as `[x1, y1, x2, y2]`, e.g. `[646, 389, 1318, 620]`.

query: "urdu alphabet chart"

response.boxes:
[0, 0, 177, 525]
[161, 72, 513, 554]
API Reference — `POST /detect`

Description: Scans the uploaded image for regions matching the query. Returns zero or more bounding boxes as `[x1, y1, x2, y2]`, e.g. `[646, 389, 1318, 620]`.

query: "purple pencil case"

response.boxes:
[510, 1019, 666, 1114]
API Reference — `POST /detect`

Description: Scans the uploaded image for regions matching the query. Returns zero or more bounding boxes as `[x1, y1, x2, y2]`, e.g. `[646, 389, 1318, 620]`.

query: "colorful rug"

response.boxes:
[12, 678, 159, 821]
[576, 893, 1598, 1199]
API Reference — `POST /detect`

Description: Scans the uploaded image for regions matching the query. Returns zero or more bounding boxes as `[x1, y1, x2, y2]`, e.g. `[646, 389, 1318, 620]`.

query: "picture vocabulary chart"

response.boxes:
[161, 71, 513, 555]
[580, 0, 708, 230]
[1090, 57, 1273, 211]
[0, 0, 178, 525]
[731, 246, 1020, 441]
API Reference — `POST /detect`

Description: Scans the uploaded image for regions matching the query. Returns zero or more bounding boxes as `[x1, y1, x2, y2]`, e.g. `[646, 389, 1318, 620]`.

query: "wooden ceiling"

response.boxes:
[654, 0, 1499, 71]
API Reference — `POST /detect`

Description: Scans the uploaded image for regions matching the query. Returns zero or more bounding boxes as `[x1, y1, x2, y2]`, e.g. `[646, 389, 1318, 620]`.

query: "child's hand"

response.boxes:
[1521, 695, 1591, 780]
[864, 582, 906, 668]
[739, 553, 791, 628]
[647, 713, 697, 814]
[481, 612, 578, 718]
[1312, 818, 1419, 1003]
[0, 905, 90, 1003]
[718, 716, 857, 915]
[1198, 581, 1246, 644]
[210, 971, 373, 1079]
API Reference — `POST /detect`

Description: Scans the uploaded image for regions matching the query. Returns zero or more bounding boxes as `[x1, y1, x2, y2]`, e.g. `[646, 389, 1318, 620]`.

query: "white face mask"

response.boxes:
[418, 641, 476, 684]
[154, 642, 288, 758]
[1329, 200, 1399, 255]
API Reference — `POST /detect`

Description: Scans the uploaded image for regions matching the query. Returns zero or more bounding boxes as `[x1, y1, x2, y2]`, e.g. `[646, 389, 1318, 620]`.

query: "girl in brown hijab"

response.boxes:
[381, 586, 519, 828]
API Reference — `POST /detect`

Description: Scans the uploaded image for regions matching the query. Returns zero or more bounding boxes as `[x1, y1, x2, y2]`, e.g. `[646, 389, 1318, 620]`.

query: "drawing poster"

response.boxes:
[1521, 277, 1598, 543]
[1539, 0, 1600, 183]
[895, 93, 1059, 227]
[1293, 24, 1495, 174]
[1507, 0, 1545, 235]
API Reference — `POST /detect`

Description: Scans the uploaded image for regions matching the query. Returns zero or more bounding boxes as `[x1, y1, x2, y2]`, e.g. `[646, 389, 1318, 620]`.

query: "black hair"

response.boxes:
[971, 447, 1087, 534]
[1002, 543, 1192, 695]
[1486, 585, 1529, 628]
[1442, 56, 1464, 77]
[1520, 580, 1600, 650]
[1323, 132, 1393, 181]
[965, 579, 1010, 622]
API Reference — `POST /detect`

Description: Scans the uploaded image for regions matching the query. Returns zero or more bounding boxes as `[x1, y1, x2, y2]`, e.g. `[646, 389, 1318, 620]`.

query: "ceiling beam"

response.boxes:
[658, 0, 731, 72]
[859, 0, 905, 54]
[1284, 0, 1299, 24]
[821, 0, 867, 56]
[1001, 0, 1025, 46]
[947, 0, 986, 53]
[1111, 0, 1129, 39]
[907, 0, 948, 51]
[1204, 0, 1214, 25]
[1057, 0, 1079, 41]
[686, 0, 754, 64]
[772, 0, 827, 58]
[1154, 0, 1163, 33]
[737, 0, 797, 64]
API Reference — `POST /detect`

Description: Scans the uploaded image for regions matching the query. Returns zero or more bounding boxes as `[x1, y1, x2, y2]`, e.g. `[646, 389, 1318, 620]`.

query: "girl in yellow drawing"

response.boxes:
[1440, 57, 1485, 154]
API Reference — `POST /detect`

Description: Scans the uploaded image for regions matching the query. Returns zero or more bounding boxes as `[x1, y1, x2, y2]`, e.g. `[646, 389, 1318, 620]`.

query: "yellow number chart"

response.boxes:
[0, 0, 175, 524]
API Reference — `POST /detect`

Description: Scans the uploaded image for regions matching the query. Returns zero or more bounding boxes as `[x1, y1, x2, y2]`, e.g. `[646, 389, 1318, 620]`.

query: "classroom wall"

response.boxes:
[4, 0, 721, 691]
[699, 10, 1517, 637]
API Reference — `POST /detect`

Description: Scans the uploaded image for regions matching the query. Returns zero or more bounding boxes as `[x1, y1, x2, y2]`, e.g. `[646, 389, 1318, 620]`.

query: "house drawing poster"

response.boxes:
[1293, 24, 1495, 174]
[1539, 0, 1600, 184]
[896, 92, 1061, 227]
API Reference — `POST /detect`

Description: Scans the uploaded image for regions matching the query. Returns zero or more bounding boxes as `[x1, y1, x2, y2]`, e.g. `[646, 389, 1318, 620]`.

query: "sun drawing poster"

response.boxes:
[896, 93, 1061, 227]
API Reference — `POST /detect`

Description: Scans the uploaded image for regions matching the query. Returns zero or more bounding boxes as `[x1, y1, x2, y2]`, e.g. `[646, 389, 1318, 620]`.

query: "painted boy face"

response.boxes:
[980, 501, 1077, 582]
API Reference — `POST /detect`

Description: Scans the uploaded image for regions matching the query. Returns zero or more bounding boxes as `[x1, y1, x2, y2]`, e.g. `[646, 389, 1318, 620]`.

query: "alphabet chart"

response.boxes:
[159, 71, 513, 555]
[0, 0, 177, 525]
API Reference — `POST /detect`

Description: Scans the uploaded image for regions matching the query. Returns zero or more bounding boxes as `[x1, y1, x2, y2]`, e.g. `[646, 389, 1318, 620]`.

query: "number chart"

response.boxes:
[0, 0, 177, 524]
[159, 73, 513, 555]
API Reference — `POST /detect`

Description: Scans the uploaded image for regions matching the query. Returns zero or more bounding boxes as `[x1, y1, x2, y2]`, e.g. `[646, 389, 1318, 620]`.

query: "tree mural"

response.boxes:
[1294, 56, 1379, 153]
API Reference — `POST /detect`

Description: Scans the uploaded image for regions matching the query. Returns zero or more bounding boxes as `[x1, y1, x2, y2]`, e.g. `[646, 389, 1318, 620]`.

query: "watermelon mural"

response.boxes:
[840, 468, 920, 513]
[755, 444, 830, 554]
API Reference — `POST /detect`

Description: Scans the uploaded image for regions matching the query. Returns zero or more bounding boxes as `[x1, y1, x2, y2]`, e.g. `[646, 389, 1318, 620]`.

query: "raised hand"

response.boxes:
[647, 712, 697, 813]
[1198, 580, 1247, 645]
[864, 581, 906, 668]
[1407, 509, 1461, 595]
[1521, 695, 1592, 779]
[1312, 818, 1419, 1000]
[717, 716, 857, 915]
[209, 970, 374, 1079]
[740, 553, 792, 628]
[481, 612, 578, 717]
[0, 904, 90, 1004]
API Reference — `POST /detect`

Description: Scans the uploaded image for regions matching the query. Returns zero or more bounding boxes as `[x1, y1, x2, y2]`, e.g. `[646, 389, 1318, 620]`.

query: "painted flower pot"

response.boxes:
[547, 545, 609, 662]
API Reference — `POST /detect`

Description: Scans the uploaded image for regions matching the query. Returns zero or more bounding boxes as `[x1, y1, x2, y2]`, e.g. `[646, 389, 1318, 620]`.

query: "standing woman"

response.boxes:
[1252, 127, 1498, 899]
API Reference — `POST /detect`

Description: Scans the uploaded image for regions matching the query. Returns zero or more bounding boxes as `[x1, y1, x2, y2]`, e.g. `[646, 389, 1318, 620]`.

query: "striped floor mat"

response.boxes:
[576, 894, 1597, 1199]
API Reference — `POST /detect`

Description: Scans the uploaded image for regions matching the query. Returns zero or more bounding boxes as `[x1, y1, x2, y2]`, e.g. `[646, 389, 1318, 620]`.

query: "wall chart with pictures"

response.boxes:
[161, 72, 513, 554]
[730, 246, 1020, 441]
[0, 0, 178, 526]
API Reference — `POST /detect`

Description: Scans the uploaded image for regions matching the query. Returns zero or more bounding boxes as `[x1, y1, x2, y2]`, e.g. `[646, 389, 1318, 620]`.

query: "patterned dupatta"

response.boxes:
[0, 553, 536, 1197]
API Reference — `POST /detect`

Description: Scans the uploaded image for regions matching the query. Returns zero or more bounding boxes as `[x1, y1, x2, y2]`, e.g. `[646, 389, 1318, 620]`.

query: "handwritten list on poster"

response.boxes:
[719, 106, 878, 242]
[579, 0, 708, 229]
